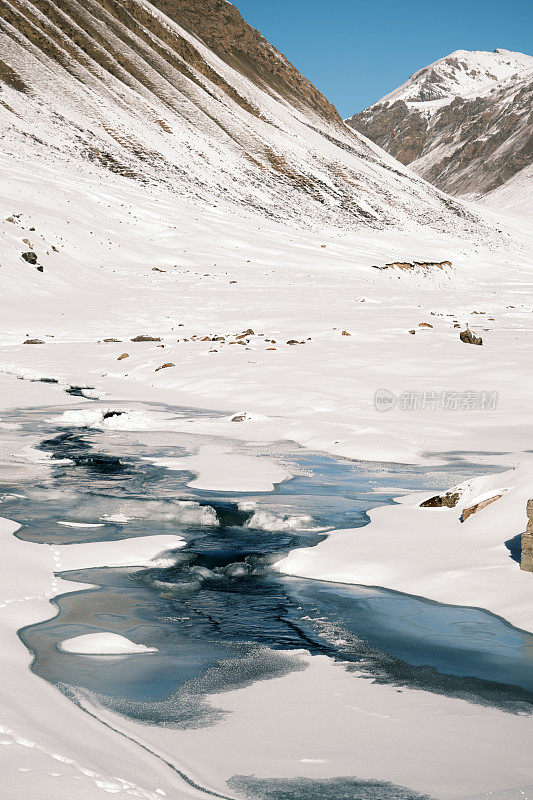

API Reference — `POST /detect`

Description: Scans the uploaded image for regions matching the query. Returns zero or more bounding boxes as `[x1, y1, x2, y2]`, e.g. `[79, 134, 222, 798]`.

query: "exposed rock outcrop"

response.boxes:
[521, 499, 533, 572]
[461, 494, 502, 522]
[420, 491, 460, 508]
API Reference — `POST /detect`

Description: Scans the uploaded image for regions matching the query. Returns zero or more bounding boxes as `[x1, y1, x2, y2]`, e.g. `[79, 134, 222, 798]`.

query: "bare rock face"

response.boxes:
[521, 499, 533, 572]
[150, 0, 341, 124]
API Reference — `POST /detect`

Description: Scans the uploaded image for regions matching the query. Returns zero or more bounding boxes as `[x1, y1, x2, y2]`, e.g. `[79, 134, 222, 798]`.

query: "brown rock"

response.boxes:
[155, 362, 175, 371]
[23, 338, 44, 344]
[419, 322, 433, 328]
[131, 335, 162, 342]
[341, 330, 351, 336]
[420, 491, 460, 508]
[104, 338, 121, 342]
[117, 353, 129, 360]
[287, 339, 300, 345]
[460, 328, 483, 346]
[520, 499, 533, 572]
[461, 494, 503, 522]
[408, 330, 416, 335]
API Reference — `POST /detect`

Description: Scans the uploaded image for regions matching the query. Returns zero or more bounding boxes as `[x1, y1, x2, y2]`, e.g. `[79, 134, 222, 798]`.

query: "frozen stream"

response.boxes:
[2, 402, 533, 798]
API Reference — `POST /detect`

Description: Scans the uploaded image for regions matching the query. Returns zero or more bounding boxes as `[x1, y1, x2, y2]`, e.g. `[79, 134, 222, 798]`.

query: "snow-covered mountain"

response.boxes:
[0, 0, 485, 232]
[346, 49, 533, 207]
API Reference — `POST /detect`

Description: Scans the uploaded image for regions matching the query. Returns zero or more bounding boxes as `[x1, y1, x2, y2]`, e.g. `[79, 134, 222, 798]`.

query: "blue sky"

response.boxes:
[234, 0, 533, 116]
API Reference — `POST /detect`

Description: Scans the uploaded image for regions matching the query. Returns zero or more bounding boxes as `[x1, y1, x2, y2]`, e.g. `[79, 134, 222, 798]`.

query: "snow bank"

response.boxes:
[58, 633, 157, 656]
[52, 408, 164, 431]
[149, 445, 292, 492]
[57, 535, 185, 572]
[278, 461, 533, 632]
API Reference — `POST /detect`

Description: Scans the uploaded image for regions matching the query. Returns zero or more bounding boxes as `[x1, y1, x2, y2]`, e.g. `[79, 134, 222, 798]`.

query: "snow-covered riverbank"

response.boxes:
[1, 382, 532, 800]
[1, 140, 532, 800]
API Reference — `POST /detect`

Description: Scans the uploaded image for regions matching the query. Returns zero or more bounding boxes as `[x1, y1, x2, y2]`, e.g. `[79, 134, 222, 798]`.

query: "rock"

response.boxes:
[103, 410, 125, 419]
[287, 339, 300, 345]
[104, 338, 121, 342]
[521, 499, 533, 572]
[155, 362, 175, 371]
[231, 414, 247, 422]
[36, 265, 44, 272]
[117, 353, 129, 360]
[23, 338, 44, 344]
[408, 330, 416, 334]
[237, 329, 255, 338]
[131, 335, 162, 342]
[21, 251, 38, 264]
[461, 494, 502, 522]
[341, 330, 351, 336]
[419, 322, 433, 328]
[230, 280, 237, 284]
[152, 267, 165, 272]
[420, 491, 459, 508]
[460, 328, 483, 345]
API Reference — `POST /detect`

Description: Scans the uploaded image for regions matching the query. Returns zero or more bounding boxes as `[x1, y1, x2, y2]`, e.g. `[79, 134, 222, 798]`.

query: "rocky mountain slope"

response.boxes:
[346, 49, 533, 204]
[0, 0, 485, 233]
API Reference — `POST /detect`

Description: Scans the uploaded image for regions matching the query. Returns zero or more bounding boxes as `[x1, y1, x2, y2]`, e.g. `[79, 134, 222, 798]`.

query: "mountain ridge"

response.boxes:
[0, 0, 486, 234]
[346, 48, 533, 206]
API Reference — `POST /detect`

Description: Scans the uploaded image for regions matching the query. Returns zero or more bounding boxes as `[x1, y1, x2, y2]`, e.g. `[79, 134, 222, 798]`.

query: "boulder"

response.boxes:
[23, 338, 44, 344]
[460, 328, 482, 345]
[21, 251, 38, 264]
[131, 335, 162, 342]
[117, 353, 129, 360]
[155, 362, 175, 371]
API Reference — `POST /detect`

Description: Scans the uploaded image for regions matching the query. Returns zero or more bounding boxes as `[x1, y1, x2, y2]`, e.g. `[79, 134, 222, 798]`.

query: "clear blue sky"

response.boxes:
[234, 0, 533, 116]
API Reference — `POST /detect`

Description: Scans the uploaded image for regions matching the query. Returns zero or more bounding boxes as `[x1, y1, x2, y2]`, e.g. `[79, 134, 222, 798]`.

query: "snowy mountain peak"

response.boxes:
[376, 48, 533, 109]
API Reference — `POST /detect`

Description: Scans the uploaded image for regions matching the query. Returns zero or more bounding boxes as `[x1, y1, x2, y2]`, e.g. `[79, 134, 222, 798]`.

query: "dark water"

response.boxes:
[2, 405, 533, 754]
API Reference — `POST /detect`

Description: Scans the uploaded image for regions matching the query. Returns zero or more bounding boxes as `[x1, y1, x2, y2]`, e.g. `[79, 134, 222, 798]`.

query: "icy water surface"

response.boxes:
[1, 402, 533, 796]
